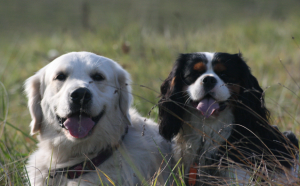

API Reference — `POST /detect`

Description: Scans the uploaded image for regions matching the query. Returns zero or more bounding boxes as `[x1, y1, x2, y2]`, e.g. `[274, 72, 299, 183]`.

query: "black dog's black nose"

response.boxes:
[202, 76, 217, 91]
[70, 88, 92, 105]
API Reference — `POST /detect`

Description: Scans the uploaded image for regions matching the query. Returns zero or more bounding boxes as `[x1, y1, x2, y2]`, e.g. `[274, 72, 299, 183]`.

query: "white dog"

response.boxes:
[25, 52, 170, 186]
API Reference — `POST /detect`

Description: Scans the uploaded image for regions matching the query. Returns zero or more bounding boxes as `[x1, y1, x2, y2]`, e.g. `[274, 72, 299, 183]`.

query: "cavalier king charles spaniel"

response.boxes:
[158, 52, 299, 185]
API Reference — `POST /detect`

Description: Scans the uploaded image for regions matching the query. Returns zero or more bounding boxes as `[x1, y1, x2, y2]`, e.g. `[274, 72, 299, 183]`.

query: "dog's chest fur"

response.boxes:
[173, 109, 234, 184]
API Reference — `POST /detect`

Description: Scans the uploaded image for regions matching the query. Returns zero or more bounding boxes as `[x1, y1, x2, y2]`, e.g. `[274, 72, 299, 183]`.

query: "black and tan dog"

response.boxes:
[158, 52, 299, 185]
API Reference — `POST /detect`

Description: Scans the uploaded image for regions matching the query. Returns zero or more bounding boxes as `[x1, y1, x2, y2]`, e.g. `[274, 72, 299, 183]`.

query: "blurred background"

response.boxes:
[0, 0, 300, 184]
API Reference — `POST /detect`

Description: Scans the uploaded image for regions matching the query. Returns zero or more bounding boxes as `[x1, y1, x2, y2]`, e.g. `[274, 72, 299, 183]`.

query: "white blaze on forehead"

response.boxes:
[197, 52, 215, 70]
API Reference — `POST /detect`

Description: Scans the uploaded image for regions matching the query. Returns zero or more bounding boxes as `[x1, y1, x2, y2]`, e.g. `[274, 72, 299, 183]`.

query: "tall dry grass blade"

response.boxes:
[278, 58, 300, 90]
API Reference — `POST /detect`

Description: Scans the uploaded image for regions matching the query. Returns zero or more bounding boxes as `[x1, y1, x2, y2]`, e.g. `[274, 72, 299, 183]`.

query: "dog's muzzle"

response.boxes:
[203, 76, 217, 92]
[190, 95, 227, 118]
[70, 87, 92, 106]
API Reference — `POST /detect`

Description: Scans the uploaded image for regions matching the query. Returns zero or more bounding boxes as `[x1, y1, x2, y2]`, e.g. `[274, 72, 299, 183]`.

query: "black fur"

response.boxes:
[219, 54, 297, 169]
[284, 131, 299, 149]
[159, 53, 214, 140]
[159, 54, 195, 140]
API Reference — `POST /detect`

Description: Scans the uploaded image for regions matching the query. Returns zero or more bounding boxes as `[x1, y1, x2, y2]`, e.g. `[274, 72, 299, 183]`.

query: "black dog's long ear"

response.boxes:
[158, 55, 187, 141]
[233, 54, 270, 134]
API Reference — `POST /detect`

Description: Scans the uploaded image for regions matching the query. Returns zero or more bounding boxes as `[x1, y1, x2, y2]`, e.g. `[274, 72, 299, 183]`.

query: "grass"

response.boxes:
[0, 0, 300, 185]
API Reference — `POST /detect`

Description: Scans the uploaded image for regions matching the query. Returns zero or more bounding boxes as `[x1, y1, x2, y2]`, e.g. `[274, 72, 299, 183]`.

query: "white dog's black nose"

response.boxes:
[203, 76, 217, 92]
[70, 88, 92, 105]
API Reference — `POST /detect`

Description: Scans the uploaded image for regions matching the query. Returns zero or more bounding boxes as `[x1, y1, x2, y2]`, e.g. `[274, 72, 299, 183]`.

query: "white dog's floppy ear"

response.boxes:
[116, 66, 132, 125]
[24, 70, 44, 135]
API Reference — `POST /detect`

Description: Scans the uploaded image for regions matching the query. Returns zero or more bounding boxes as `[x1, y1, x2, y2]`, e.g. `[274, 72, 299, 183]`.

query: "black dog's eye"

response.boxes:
[219, 73, 227, 78]
[91, 73, 105, 81]
[54, 73, 67, 81]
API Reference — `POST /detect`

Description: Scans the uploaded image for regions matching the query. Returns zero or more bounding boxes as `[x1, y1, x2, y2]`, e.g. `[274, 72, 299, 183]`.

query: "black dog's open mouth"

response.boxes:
[56, 110, 104, 139]
[190, 95, 227, 118]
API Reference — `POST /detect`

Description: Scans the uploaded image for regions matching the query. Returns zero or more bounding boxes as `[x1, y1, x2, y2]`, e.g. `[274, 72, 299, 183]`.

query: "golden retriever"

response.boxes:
[25, 52, 170, 186]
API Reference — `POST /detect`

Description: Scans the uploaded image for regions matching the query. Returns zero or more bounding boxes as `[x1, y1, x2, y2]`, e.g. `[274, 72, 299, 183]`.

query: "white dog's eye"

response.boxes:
[54, 73, 67, 81]
[91, 73, 105, 81]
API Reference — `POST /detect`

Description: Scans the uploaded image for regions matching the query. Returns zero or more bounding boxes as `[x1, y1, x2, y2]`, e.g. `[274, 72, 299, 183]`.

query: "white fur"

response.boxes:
[173, 107, 233, 173]
[25, 52, 170, 186]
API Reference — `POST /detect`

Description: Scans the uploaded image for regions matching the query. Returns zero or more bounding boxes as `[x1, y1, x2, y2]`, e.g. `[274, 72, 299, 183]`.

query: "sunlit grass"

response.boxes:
[1, 0, 300, 184]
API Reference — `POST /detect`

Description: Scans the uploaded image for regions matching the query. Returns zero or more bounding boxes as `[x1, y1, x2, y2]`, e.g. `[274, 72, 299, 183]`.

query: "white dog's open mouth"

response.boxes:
[57, 110, 104, 139]
[190, 95, 227, 118]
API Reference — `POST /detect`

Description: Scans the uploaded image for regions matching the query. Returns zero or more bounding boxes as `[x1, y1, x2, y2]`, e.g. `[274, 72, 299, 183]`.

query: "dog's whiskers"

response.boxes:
[184, 97, 191, 106]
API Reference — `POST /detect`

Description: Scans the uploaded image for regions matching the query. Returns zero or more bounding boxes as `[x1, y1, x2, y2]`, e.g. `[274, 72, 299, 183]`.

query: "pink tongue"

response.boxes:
[63, 116, 95, 138]
[196, 97, 220, 118]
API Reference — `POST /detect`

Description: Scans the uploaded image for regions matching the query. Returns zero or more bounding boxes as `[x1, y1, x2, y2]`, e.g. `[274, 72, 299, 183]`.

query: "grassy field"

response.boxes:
[1, 0, 300, 185]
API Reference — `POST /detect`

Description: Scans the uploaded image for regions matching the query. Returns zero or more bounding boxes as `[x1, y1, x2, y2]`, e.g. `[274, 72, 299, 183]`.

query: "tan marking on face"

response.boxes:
[227, 83, 240, 99]
[193, 62, 206, 72]
[214, 63, 226, 73]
